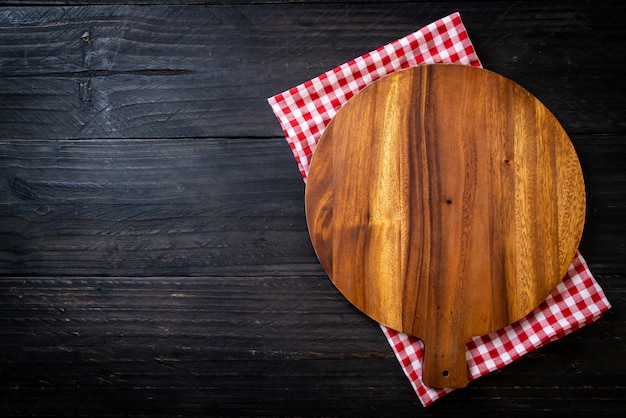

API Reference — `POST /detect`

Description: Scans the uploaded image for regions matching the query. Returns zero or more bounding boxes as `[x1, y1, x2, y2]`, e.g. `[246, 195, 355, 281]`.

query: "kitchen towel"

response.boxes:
[268, 12, 611, 406]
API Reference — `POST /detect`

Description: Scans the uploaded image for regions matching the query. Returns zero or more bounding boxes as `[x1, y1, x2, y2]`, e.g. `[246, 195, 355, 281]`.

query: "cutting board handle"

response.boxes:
[422, 336, 469, 388]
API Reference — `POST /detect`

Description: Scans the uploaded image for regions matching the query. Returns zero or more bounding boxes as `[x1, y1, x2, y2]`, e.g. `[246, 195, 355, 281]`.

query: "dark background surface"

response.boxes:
[1, 1, 624, 416]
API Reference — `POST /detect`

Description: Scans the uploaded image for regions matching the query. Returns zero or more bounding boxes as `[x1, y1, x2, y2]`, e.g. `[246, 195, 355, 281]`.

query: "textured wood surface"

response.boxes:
[1, 3, 625, 140]
[1, 1, 625, 416]
[306, 65, 586, 388]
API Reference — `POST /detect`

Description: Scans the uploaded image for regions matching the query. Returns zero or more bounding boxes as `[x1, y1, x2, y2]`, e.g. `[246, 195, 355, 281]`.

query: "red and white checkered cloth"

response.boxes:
[268, 12, 481, 182]
[268, 12, 611, 406]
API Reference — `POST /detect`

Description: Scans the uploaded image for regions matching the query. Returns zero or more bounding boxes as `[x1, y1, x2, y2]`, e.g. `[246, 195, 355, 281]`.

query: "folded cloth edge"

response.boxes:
[382, 250, 611, 406]
[268, 11, 481, 182]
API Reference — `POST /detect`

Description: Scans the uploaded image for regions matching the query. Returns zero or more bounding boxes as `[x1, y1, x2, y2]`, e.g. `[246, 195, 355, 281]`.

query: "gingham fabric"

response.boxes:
[381, 250, 610, 406]
[267, 12, 612, 407]
[268, 12, 481, 182]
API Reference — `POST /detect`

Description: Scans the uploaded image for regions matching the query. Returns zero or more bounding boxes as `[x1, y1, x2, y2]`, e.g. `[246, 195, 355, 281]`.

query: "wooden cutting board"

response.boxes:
[305, 64, 586, 388]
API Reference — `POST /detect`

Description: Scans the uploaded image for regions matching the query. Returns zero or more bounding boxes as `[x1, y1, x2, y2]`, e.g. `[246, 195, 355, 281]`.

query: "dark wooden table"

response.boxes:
[1, 1, 624, 416]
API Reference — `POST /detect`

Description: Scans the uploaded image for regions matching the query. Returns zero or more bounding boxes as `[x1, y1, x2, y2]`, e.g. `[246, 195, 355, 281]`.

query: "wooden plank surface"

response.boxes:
[2, 135, 622, 277]
[0, 274, 623, 416]
[1, 1, 625, 416]
[0, 2, 624, 139]
[0, 138, 317, 276]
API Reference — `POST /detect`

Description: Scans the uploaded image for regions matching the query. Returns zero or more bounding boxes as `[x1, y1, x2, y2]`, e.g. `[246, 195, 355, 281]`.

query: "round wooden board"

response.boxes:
[305, 64, 586, 388]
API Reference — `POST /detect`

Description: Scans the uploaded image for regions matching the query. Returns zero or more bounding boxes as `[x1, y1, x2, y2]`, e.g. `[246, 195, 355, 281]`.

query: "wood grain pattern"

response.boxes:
[306, 65, 586, 388]
[1, 3, 624, 140]
[0, 2, 624, 415]
[0, 138, 318, 277]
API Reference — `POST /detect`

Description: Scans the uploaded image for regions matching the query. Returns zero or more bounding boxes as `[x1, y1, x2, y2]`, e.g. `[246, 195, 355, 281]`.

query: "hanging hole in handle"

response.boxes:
[442, 369, 450, 378]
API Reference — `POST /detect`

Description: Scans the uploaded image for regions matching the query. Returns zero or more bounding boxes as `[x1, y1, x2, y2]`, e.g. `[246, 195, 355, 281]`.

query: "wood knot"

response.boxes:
[10, 177, 36, 200]
[81, 31, 92, 43]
